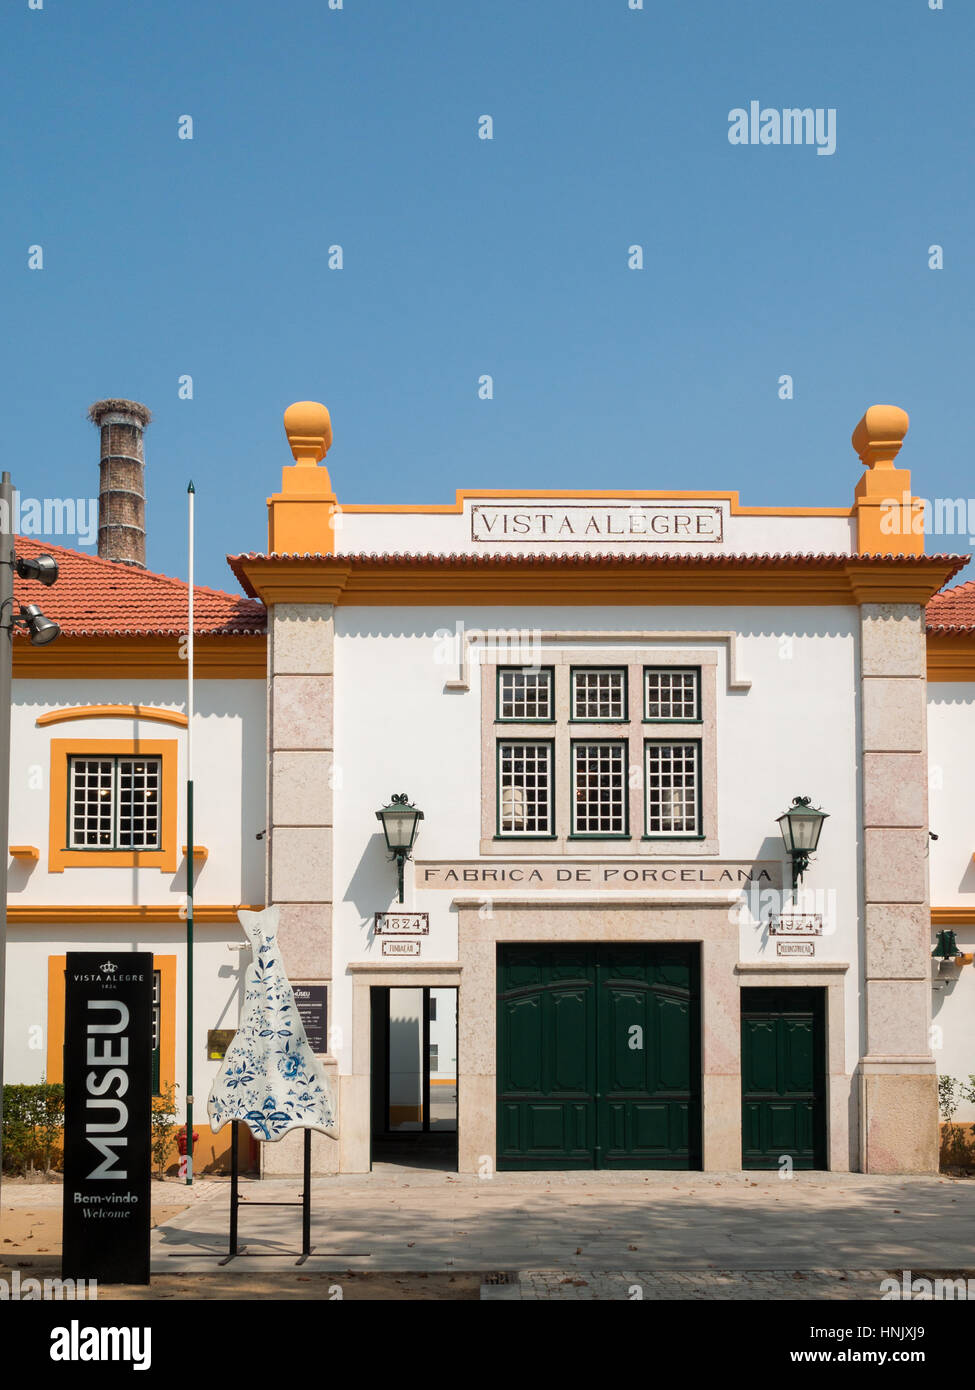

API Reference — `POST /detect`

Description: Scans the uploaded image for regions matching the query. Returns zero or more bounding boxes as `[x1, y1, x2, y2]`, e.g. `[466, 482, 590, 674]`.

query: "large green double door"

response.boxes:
[497, 944, 701, 1169]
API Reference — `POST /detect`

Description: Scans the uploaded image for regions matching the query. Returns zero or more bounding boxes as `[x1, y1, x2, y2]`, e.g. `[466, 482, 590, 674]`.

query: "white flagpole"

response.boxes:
[185, 481, 195, 1183]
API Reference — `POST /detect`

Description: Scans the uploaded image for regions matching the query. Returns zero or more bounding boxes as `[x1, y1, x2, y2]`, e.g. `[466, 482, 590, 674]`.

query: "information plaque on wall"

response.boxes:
[61, 952, 153, 1285]
[294, 984, 328, 1053]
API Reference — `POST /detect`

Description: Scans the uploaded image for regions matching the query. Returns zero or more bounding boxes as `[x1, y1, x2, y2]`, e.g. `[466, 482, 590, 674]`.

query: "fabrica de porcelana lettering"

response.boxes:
[423, 866, 772, 883]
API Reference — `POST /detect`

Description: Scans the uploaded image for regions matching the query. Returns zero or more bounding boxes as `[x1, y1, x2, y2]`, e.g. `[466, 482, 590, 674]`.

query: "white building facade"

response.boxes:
[8, 397, 975, 1179]
[229, 399, 972, 1177]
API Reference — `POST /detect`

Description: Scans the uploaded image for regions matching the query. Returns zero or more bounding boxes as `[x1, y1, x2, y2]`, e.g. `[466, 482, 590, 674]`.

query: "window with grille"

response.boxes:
[572, 740, 627, 835]
[497, 668, 553, 721]
[429, 1044, 439, 1073]
[68, 756, 162, 850]
[645, 668, 700, 721]
[645, 742, 700, 835]
[498, 741, 553, 835]
[571, 668, 627, 721]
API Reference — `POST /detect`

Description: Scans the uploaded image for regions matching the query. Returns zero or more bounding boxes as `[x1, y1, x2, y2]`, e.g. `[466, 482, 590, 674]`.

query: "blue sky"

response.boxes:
[2, 0, 971, 588]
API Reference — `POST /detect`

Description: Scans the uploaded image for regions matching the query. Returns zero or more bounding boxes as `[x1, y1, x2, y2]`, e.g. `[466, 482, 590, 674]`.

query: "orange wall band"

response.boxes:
[932, 908, 975, 926]
[13, 635, 266, 679]
[234, 557, 964, 609]
[36, 705, 190, 728]
[927, 634, 975, 682]
[334, 488, 854, 518]
[10, 904, 263, 924]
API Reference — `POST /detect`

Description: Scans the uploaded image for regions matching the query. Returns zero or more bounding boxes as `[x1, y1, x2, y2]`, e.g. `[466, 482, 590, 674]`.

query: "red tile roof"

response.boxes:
[927, 579, 975, 632]
[12, 537, 266, 638]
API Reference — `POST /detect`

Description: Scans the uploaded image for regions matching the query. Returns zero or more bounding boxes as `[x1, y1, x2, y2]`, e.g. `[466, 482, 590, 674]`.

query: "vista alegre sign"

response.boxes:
[470, 504, 723, 543]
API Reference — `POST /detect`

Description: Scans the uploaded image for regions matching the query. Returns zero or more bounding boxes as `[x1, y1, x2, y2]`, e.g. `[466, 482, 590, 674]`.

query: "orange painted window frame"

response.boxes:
[46, 954, 177, 1097]
[48, 738, 179, 872]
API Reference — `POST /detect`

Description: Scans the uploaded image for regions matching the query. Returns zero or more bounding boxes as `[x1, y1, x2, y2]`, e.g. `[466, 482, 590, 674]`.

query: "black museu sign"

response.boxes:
[61, 952, 153, 1284]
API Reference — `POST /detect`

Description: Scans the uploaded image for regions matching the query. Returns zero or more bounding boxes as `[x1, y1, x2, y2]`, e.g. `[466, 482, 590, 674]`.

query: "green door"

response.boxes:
[741, 987, 827, 1170]
[497, 944, 700, 1170]
[597, 945, 701, 1169]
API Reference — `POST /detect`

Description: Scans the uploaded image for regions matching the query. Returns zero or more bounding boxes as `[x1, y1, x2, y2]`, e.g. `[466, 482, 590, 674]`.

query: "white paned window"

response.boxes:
[572, 668, 626, 721]
[498, 668, 553, 721]
[572, 741, 627, 835]
[645, 668, 700, 721]
[498, 742, 553, 835]
[68, 756, 162, 850]
[645, 742, 700, 835]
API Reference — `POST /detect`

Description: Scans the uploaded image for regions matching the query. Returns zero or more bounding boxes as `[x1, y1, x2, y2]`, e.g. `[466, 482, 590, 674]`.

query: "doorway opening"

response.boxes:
[370, 986, 458, 1170]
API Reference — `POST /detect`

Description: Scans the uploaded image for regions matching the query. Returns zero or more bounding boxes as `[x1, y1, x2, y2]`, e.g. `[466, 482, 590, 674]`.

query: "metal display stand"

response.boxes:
[213, 1122, 368, 1266]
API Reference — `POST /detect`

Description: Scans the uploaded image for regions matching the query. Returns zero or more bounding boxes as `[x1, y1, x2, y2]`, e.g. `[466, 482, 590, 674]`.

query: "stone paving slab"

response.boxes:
[149, 1169, 975, 1276]
[480, 1269, 901, 1300]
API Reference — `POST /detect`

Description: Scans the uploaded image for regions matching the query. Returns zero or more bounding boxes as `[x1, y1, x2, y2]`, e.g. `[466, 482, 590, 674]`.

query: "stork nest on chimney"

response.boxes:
[87, 399, 152, 426]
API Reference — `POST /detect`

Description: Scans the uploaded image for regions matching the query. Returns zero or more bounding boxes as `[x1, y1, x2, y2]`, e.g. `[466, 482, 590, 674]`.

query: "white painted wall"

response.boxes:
[3, 675, 265, 1121]
[333, 501, 855, 557]
[330, 603, 864, 1077]
[928, 683, 975, 907]
[927, 682, 975, 1120]
[3, 923, 247, 1124]
[9, 679, 266, 907]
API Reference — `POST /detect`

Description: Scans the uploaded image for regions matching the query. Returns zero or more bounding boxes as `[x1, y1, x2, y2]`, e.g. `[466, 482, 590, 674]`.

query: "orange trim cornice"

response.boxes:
[36, 705, 189, 728]
[13, 635, 266, 679]
[12, 903, 263, 924]
[932, 907, 975, 926]
[9, 845, 39, 860]
[926, 632, 975, 681]
[231, 553, 967, 608]
[337, 488, 854, 518]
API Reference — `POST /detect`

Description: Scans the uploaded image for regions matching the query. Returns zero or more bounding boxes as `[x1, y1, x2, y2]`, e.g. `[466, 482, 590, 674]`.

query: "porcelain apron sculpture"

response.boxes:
[208, 906, 337, 1140]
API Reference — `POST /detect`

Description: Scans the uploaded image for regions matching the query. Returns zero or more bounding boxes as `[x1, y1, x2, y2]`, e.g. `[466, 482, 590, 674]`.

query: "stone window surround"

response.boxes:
[480, 645, 720, 856]
[339, 905, 851, 1175]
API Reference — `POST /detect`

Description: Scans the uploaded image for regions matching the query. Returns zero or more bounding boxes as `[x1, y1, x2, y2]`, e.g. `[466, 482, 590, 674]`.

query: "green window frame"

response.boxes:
[643, 739, 703, 839]
[495, 666, 556, 722]
[643, 666, 702, 723]
[570, 666, 628, 722]
[570, 738, 629, 838]
[496, 739, 556, 838]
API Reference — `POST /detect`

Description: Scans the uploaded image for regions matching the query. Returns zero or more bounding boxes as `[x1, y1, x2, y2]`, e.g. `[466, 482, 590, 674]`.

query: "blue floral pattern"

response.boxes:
[208, 907, 337, 1141]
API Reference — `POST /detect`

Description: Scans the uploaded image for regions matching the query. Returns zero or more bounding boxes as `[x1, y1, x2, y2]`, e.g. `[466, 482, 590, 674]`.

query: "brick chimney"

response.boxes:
[88, 399, 151, 567]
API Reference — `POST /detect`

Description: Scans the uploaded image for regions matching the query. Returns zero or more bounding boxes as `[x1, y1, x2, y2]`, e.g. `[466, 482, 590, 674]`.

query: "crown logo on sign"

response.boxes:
[100, 960, 118, 974]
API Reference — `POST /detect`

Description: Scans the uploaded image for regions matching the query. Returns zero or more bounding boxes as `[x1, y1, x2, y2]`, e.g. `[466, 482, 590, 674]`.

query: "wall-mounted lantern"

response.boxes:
[375, 793, 424, 904]
[932, 930, 960, 960]
[776, 796, 829, 889]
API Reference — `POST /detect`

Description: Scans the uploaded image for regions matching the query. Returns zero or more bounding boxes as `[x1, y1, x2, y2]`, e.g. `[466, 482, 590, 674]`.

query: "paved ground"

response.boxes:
[480, 1269, 909, 1299]
[146, 1167, 975, 1278]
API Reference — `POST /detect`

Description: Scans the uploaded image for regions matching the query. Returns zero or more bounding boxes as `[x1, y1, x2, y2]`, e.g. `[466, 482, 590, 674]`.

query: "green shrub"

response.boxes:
[2, 1083, 64, 1174]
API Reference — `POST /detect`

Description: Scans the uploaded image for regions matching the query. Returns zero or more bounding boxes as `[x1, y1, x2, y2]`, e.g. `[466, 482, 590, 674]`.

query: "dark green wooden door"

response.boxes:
[597, 946, 700, 1169]
[741, 987, 827, 1170]
[496, 946, 596, 1168]
[497, 944, 700, 1170]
